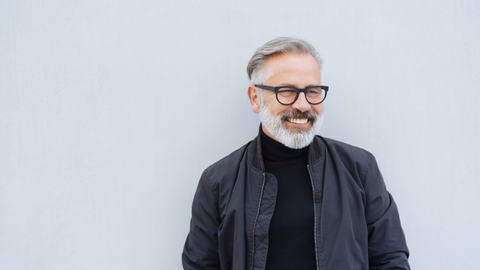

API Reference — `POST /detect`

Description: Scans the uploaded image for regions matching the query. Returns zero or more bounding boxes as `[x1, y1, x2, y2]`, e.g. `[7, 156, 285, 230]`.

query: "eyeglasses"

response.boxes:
[255, 84, 329, 105]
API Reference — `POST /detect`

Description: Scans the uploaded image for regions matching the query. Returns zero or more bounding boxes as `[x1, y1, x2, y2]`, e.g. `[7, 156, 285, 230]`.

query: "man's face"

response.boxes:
[254, 53, 324, 149]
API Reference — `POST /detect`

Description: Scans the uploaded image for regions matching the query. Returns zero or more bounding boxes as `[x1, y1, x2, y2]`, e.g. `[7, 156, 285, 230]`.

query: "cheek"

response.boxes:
[264, 98, 283, 116]
[313, 105, 323, 116]
[270, 105, 288, 118]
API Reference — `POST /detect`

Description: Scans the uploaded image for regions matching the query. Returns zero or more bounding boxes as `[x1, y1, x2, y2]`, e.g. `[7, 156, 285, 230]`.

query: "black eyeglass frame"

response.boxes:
[255, 84, 329, 105]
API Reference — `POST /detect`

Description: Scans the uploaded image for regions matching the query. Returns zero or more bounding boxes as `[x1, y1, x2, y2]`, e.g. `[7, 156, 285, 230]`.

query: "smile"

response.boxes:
[286, 117, 309, 124]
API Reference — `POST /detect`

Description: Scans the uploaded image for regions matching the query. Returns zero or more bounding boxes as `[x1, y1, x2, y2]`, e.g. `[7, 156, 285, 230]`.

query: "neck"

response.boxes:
[260, 127, 308, 162]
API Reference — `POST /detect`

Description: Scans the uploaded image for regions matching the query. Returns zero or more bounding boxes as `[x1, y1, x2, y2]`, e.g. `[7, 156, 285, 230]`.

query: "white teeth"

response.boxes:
[288, 118, 308, 124]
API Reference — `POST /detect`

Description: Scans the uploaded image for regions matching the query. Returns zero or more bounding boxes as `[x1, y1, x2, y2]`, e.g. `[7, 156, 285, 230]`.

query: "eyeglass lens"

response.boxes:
[277, 87, 325, 104]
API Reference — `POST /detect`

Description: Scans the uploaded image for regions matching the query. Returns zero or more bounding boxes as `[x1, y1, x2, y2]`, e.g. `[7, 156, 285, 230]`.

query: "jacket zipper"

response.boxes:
[307, 165, 320, 270]
[250, 173, 266, 270]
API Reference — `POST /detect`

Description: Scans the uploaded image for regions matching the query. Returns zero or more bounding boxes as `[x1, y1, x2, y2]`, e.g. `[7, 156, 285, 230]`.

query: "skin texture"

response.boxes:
[248, 53, 323, 143]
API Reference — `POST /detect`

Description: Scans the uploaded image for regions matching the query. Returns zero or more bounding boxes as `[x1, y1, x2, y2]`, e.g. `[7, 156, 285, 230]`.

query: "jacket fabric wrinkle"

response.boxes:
[182, 133, 410, 270]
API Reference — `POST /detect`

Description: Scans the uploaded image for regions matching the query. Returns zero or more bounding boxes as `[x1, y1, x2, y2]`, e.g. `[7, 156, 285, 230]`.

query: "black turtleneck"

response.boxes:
[260, 128, 317, 270]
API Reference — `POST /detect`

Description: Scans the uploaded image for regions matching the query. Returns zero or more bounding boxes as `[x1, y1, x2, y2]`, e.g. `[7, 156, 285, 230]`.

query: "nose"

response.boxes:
[291, 92, 311, 112]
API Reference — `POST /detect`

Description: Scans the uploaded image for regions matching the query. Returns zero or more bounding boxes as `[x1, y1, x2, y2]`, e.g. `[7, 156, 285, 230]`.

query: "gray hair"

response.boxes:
[247, 37, 323, 85]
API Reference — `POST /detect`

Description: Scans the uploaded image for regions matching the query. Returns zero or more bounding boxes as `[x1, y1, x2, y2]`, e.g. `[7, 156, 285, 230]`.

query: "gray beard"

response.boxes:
[258, 100, 323, 149]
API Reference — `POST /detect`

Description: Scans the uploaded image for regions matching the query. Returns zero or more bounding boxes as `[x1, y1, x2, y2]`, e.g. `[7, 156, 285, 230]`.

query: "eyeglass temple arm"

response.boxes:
[254, 85, 276, 91]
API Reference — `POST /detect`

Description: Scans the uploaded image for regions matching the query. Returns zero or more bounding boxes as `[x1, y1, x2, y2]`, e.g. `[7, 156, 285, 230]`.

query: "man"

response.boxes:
[182, 37, 410, 270]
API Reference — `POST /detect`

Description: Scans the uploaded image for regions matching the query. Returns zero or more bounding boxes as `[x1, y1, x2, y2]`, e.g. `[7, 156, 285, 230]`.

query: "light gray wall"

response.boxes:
[1, 0, 479, 269]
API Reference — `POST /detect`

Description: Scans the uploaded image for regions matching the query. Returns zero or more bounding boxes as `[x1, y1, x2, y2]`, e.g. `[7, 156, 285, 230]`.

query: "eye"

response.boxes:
[277, 87, 297, 96]
[307, 87, 322, 96]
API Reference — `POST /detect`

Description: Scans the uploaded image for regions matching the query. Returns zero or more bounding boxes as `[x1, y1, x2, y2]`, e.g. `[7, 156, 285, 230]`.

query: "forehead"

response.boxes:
[264, 53, 321, 85]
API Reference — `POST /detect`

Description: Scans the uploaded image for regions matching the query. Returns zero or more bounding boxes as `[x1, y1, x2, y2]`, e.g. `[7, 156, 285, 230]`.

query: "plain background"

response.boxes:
[1, 0, 479, 269]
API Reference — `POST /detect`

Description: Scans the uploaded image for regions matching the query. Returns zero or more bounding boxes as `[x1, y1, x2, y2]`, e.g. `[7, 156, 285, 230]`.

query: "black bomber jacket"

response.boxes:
[182, 133, 410, 270]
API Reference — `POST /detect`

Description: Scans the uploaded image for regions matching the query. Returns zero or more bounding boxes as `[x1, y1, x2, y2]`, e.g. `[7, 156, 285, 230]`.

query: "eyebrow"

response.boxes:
[274, 83, 321, 87]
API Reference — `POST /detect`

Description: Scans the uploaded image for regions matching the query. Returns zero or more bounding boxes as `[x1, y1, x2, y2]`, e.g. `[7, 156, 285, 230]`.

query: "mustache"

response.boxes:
[280, 110, 317, 120]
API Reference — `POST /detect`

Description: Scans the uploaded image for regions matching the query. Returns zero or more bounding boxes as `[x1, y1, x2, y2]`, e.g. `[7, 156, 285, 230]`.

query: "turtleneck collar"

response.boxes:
[260, 126, 309, 162]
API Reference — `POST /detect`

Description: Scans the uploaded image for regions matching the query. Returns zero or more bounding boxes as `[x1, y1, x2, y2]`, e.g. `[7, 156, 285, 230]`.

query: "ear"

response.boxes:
[248, 85, 261, 113]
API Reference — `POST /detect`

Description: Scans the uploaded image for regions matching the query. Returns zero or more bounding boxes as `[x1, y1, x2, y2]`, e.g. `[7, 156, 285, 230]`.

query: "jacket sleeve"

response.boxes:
[363, 153, 410, 270]
[182, 170, 221, 270]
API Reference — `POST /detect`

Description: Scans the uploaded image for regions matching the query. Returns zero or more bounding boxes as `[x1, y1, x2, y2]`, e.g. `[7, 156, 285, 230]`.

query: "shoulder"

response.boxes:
[319, 136, 375, 164]
[197, 141, 252, 204]
[202, 141, 252, 185]
[317, 136, 379, 185]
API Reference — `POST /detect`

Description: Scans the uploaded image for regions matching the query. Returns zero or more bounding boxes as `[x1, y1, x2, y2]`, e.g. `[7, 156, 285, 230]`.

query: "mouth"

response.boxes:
[286, 117, 310, 124]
